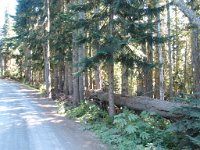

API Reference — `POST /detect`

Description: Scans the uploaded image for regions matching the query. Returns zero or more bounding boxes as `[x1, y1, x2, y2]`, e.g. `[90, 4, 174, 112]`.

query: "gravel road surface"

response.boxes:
[0, 79, 108, 150]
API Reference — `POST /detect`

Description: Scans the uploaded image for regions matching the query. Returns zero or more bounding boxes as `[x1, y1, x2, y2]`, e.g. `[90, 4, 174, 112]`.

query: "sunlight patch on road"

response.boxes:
[36, 104, 57, 108]
[18, 89, 39, 93]
[21, 112, 56, 127]
[0, 106, 21, 112]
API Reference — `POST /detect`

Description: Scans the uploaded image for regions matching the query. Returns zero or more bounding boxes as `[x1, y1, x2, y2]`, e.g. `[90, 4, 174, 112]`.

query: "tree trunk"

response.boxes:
[28, 50, 32, 84]
[107, 5, 115, 116]
[53, 65, 58, 93]
[89, 69, 93, 89]
[68, 61, 73, 95]
[157, 1, 164, 100]
[78, 39, 85, 100]
[0, 54, 4, 77]
[87, 90, 186, 119]
[191, 28, 200, 97]
[44, 0, 52, 99]
[64, 61, 69, 95]
[145, 1, 153, 98]
[121, 65, 129, 96]
[85, 70, 89, 91]
[88, 44, 93, 90]
[44, 42, 52, 98]
[27, 60, 32, 84]
[58, 64, 63, 92]
[78, 0, 85, 101]
[94, 7, 102, 90]
[108, 62, 115, 116]
[95, 65, 102, 89]
[191, 1, 200, 98]
[167, 0, 173, 99]
[184, 42, 187, 92]
[154, 59, 160, 98]
[173, 0, 200, 28]
[72, 30, 80, 105]
[24, 48, 32, 84]
[3, 57, 7, 76]
[137, 70, 144, 96]
[146, 39, 153, 97]
[174, 7, 181, 86]
[142, 42, 147, 96]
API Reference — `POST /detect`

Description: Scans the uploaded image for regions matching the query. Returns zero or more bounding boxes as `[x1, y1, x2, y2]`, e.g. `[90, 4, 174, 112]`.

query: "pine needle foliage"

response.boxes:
[69, 0, 165, 72]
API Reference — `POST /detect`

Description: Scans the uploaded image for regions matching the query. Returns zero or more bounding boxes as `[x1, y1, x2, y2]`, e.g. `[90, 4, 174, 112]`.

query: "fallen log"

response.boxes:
[87, 90, 186, 118]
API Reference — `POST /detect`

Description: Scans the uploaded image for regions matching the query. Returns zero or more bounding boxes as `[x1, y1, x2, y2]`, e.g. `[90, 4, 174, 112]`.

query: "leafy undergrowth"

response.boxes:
[169, 96, 200, 150]
[18, 79, 200, 149]
[57, 101, 184, 150]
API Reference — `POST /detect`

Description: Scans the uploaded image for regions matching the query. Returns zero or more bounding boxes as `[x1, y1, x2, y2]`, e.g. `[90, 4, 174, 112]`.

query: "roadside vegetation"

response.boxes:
[0, 0, 200, 149]
[57, 97, 200, 150]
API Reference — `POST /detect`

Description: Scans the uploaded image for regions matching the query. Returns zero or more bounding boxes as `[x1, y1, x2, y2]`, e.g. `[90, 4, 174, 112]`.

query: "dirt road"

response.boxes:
[0, 79, 108, 150]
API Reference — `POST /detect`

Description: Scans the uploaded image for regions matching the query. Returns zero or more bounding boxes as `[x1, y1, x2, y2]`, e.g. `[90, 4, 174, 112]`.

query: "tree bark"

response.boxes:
[94, 7, 102, 90]
[157, 0, 164, 100]
[107, 5, 115, 117]
[89, 69, 93, 89]
[64, 62, 69, 95]
[43, 0, 52, 99]
[184, 42, 187, 92]
[95, 65, 102, 89]
[191, 28, 200, 96]
[72, 30, 80, 105]
[87, 90, 186, 118]
[146, 48, 153, 97]
[53, 65, 58, 93]
[58, 64, 64, 92]
[167, 0, 173, 99]
[137, 70, 144, 96]
[142, 42, 147, 96]
[68, 61, 73, 95]
[0, 54, 4, 77]
[121, 65, 129, 96]
[88, 45, 93, 89]
[172, 0, 200, 28]
[146, 13, 153, 98]
[44, 42, 52, 98]
[24, 47, 32, 83]
[190, 1, 200, 98]
[108, 62, 115, 116]
[78, 0, 85, 101]
[26, 49, 32, 84]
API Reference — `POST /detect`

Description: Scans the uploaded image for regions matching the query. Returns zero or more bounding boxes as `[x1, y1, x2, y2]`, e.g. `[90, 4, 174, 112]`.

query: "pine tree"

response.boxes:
[0, 9, 12, 77]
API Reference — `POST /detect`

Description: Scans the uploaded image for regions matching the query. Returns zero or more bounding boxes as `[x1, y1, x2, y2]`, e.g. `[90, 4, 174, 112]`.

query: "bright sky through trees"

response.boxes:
[0, 0, 17, 28]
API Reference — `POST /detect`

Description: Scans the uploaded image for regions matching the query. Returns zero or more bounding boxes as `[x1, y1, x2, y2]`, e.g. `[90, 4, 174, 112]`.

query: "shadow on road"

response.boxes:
[0, 79, 108, 150]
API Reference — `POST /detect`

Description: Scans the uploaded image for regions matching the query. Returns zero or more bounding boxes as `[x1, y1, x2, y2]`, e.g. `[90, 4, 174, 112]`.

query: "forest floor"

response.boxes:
[0, 79, 108, 150]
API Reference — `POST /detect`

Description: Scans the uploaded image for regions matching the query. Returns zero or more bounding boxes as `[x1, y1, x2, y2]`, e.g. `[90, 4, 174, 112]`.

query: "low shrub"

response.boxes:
[169, 95, 200, 149]
[61, 101, 179, 150]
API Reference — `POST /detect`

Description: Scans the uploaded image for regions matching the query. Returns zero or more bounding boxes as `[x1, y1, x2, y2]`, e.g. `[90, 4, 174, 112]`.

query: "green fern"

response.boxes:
[170, 95, 200, 149]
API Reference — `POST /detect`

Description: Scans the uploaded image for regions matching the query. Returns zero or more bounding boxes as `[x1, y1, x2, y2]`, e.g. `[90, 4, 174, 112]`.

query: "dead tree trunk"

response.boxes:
[87, 90, 187, 118]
